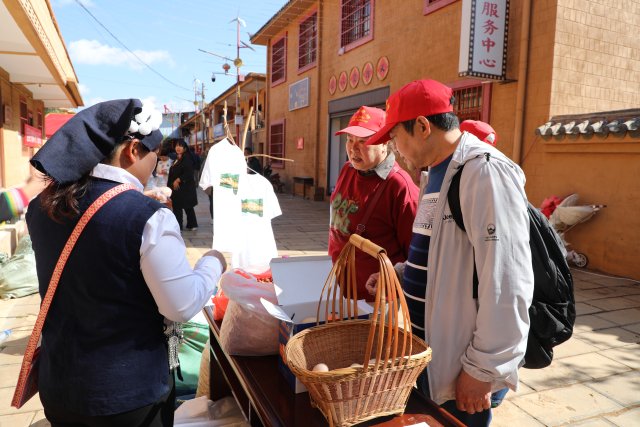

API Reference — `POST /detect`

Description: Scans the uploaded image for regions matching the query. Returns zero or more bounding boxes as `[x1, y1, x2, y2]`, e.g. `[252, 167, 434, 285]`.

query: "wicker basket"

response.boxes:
[285, 235, 432, 427]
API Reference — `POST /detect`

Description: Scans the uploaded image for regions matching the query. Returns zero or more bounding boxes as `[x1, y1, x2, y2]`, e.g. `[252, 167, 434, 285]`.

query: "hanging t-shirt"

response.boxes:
[403, 155, 452, 339]
[199, 138, 247, 251]
[232, 173, 282, 273]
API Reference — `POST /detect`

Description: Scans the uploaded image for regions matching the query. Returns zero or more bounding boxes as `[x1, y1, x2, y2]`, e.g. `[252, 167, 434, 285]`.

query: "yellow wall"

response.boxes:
[266, 3, 321, 185]
[262, 0, 640, 279]
[551, 0, 640, 116]
[1, 68, 43, 188]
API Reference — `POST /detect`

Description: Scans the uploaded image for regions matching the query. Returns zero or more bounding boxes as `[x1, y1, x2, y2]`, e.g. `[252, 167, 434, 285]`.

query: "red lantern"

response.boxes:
[222, 63, 231, 74]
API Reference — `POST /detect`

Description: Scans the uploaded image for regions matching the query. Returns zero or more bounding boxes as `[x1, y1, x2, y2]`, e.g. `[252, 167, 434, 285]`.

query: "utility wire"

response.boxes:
[73, 0, 191, 92]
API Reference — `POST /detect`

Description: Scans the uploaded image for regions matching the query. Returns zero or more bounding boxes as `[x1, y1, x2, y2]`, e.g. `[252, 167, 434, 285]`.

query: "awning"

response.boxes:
[44, 113, 74, 138]
[0, 0, 83, 108]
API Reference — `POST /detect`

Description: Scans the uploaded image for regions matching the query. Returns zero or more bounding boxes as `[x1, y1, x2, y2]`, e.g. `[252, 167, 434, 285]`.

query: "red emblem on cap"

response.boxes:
[351, 107, 371, 124]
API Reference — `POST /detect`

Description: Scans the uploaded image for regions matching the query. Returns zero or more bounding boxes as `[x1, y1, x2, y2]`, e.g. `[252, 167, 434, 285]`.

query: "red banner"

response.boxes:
[23, 124, 43, 148]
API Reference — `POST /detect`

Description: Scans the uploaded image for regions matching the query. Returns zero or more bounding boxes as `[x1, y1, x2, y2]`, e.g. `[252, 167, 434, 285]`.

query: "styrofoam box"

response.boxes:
[262, 255, 372, 393]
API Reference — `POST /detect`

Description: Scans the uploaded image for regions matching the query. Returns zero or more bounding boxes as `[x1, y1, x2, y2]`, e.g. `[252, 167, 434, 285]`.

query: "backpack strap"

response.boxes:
[446, 164, 479, 299]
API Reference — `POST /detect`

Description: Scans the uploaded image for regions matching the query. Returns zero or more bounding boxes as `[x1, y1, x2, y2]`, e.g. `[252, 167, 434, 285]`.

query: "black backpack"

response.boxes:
[447, 161, 575, 369]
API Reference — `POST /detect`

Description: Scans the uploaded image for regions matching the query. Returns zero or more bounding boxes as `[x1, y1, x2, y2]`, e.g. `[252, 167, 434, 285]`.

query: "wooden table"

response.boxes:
[203, 307, 464, 427]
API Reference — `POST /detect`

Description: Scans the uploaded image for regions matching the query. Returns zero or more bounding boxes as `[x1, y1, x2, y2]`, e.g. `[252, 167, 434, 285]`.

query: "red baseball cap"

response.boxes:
[460, 120, 498, 146]
[366, 79, 454, 145]
[335, 106, 386, 138]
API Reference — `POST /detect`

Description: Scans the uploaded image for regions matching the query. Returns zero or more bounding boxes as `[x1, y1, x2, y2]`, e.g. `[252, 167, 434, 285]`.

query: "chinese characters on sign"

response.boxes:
[459, 0, 509, 80]
[289, 77, 310, 111]
[23, 124, 42, 147]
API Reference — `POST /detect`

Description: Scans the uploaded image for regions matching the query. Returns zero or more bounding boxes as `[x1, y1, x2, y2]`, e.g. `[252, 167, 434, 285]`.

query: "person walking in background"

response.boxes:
[168, 140, 199, 231]
[244, 147, 263, 175]
[0, 167, 47, 223]
[329, 106, 418, 301]
[26, 99, 227, 426]
[460, 120, 498, 146]
[366, 80, 533, 426]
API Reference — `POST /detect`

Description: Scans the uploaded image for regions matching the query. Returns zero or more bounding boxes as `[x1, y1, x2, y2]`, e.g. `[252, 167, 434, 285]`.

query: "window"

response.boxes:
[19, 98, 28, 133]
[271, 35, 287, 86]
[298, 12, 317, 71]
[449, 81, 491, 122]
[424, 0, 458, 15]
[340, 0, 373, 50]
[37, 110, 43, 137]
[269, 120, 285, 168]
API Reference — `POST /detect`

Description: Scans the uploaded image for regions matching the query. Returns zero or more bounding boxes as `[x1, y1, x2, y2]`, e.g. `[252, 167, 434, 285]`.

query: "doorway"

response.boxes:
[328, 114, 352, 194]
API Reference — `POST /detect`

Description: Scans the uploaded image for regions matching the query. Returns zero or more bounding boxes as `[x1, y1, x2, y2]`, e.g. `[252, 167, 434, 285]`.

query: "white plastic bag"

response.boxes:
[174, 396, 249, 427]
[218, 270, 279, 356]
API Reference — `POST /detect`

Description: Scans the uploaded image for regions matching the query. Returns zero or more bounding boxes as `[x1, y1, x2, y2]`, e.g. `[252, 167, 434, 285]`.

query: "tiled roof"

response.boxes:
[536, 109, 640, 137]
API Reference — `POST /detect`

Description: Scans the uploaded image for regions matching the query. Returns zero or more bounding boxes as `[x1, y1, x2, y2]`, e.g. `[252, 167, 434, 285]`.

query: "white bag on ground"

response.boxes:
[174, 396, 249, 427]
[218, 270, 279, 356]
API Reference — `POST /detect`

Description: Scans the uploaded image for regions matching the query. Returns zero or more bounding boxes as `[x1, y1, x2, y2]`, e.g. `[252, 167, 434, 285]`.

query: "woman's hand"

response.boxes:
[203, 249, 227, 272]
[172, 178, 181, 191]
[365, 272, 380, 296]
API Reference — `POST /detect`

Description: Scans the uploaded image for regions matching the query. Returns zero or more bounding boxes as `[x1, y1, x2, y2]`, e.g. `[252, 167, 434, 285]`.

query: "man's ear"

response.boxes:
[416, 116, 431, 138]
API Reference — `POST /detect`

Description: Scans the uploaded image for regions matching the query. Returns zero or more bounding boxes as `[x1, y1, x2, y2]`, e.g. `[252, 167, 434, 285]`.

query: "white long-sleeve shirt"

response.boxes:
[91, 164, 222, 322]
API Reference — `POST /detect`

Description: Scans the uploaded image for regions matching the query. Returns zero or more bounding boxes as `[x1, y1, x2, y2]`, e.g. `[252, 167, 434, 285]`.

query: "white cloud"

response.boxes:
[166, 100, 198, 113]
[78, 83, 90, 96]
[84, 97, 106, 108]
[69, 39, 173, 70]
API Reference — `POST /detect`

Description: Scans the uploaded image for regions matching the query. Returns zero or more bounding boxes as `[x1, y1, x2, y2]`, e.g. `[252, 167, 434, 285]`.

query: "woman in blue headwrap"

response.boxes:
[26, 99, 226, 427]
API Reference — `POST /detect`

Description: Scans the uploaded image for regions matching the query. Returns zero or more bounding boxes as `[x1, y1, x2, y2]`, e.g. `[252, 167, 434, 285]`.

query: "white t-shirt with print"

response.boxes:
[199, 138, 247, 251]
[232, 173, 282, 273]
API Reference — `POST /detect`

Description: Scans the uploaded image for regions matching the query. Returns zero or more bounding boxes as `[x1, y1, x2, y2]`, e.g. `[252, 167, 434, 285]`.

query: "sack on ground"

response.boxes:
[0, 235, 39, 300]
[218, 269, 279, 356]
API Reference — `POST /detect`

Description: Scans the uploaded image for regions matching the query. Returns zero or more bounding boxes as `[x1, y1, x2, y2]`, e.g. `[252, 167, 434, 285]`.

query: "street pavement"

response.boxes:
[0, 188, 638, 426]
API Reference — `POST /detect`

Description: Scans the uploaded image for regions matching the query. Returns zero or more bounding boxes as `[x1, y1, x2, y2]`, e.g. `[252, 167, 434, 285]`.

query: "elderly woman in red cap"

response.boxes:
[329, 106, 418, 301]
[20, 99, 226, 426]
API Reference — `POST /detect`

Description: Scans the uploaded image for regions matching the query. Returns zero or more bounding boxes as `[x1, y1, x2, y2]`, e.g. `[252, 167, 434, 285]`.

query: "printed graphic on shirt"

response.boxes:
[485, 223, 499, 241]
[330, 192, 359, 235]
[412, 192, 438, 236]
[219, 173, 240, 195]
[241, 199, 264, 217]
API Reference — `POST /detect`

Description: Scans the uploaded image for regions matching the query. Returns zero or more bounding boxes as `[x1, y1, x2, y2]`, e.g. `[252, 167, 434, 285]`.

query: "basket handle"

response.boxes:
[349, 234, 385, 258]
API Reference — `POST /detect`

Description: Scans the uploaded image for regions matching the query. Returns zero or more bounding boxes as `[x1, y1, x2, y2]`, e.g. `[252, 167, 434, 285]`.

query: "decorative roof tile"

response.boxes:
[536, 109, 640, 138]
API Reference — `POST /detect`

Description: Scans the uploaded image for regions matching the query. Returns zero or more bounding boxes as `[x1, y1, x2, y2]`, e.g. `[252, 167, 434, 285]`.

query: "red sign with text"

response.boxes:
[23, 124, 43, 148]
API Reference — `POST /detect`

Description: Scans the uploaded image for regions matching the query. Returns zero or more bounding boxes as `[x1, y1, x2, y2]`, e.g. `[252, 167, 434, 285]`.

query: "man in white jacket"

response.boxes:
[366, 80, 534, 426]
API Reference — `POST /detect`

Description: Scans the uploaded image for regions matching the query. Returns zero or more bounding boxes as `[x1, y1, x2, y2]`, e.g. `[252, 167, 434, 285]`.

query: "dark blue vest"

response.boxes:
[27, 178, 168, 416]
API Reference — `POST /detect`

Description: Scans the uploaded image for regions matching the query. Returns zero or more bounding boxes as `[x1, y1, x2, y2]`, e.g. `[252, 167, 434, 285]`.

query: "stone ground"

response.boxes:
[0, 189, 638, 426]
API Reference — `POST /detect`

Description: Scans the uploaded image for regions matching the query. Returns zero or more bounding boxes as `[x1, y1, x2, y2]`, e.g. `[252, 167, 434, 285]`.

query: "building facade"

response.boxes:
[179, 73, 266, 155]
[252, 0, 640, 279]
[0, 0, 83, 188]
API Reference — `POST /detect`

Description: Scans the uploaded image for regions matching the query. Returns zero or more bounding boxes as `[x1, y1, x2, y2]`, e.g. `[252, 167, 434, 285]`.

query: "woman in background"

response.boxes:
[168, 140, 199, 231]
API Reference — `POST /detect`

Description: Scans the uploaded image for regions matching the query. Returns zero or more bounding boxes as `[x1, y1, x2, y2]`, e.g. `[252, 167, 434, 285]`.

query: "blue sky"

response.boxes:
[50, 0, 288, 112]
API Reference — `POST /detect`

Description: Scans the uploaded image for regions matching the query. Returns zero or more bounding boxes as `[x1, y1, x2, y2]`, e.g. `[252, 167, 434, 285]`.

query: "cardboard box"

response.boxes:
[263, 255, 372, 393]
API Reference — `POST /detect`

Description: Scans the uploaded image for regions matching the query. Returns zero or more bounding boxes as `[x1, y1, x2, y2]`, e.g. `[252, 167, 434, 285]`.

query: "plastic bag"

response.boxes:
[174, 396, 249, 427]
[211, 287, 229, 321]
[218, 269, 279, 356]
